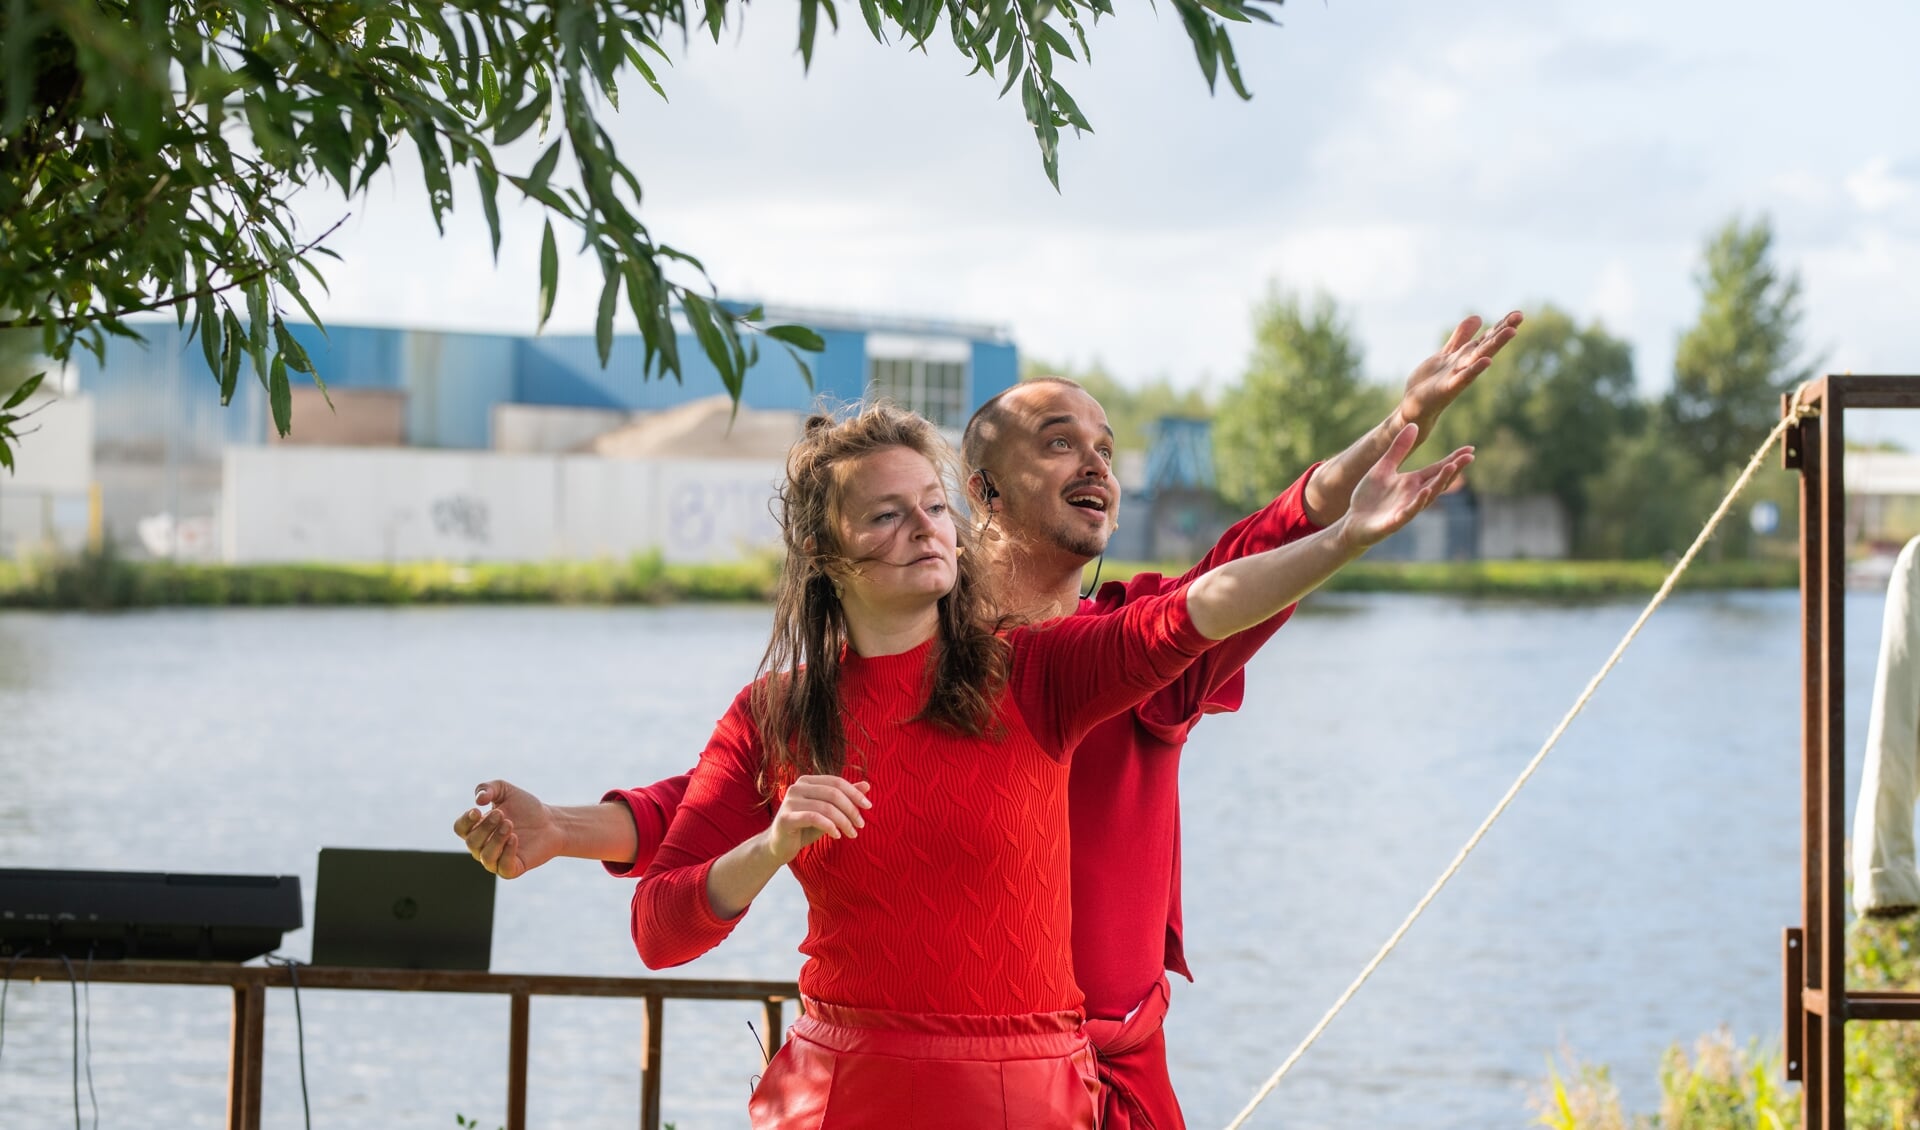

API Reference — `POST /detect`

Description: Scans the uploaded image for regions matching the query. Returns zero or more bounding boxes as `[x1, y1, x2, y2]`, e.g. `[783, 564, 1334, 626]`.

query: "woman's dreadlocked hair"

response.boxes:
[751, 401, 1010, 790]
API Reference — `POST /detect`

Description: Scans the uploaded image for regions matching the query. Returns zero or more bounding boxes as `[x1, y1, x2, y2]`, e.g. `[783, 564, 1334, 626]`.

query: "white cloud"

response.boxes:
[1371, 63, 1468, 127]
[1587, 260, 1638, 332]
[1440, 28, 1558, 78]
[1844, 157, 1914, 214]
[1259, 225, 1423, 306]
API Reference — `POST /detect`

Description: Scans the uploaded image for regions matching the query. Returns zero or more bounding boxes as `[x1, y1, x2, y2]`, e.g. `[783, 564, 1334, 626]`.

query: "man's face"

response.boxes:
[974, 383, 1119, 563]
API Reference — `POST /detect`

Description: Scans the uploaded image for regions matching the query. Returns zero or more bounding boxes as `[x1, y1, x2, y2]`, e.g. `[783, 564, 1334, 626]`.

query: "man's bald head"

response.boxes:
[962, 376, 1087, 472]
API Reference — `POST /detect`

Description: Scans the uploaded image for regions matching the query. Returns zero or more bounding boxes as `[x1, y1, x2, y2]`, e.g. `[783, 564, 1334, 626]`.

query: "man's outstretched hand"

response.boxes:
[455, 780, 560, 880]
[1301, 309, 1519, 526]
[1398, 310, 1523, 446]
[1344, 424, 1474, 549]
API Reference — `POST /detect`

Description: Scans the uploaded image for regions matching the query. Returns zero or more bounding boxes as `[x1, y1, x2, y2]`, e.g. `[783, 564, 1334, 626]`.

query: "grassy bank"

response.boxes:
[0, 553, 1800, 610]
[0, 551, 783, 609]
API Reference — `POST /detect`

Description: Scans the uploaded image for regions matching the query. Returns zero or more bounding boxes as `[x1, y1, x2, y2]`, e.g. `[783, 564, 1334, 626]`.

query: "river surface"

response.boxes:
[0, 592, 1892, 1128]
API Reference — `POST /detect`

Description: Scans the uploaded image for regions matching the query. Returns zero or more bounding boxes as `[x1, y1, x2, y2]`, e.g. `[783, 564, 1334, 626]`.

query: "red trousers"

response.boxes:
[1084, 977, 1184, 1130]
[747, 998, 1101, 1129]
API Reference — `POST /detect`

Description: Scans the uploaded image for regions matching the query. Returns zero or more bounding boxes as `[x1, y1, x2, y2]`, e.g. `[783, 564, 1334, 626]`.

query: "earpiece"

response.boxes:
[975, 470, 1000, 504]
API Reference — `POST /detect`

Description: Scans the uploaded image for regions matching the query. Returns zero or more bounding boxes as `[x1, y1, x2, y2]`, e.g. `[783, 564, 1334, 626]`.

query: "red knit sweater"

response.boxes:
[632, 587, 1212, 1015]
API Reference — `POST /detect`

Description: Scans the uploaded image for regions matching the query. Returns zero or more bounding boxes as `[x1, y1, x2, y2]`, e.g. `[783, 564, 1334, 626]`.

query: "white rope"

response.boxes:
[1223, 395, 1819, 1129]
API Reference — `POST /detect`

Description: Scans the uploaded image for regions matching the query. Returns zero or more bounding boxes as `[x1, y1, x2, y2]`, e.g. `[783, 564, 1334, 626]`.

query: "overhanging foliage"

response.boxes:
[0, 0, 1282, 465]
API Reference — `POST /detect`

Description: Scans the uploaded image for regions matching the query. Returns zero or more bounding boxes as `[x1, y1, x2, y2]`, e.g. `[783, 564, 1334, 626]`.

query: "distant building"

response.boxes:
[1370, 488, 1569, 562]
[1106, 417, 1233, 563]
[0, 385, 96, 558]
[1834, 450, 1920, 586]
[1845, 451, 1920, 550]
[1366, 486, 1480, 562]
[45, 306, 1018, 560]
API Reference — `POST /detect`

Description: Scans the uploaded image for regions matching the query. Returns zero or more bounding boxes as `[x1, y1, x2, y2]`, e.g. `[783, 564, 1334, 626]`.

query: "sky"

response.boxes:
[287, 0, 1920, 443]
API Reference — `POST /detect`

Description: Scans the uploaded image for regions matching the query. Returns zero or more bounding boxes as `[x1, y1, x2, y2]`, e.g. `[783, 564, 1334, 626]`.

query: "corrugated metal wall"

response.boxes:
[970, 340, 1019, 408]
[283, 324, 517, 448]
[513, 325, 851, 413]
[86, 312, 1014, 458]
[76, 323, 266, 462]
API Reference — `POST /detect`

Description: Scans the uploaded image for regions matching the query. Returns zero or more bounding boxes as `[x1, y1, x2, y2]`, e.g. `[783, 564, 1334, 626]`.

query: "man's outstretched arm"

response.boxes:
[454, 774, 689, 879]
[1119, 310, 1521, 732]
[1301, 310, 1522, 527]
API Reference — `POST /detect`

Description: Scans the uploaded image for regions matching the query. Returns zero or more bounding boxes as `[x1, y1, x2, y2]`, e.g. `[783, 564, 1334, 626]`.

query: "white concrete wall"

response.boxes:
[7, 394, 93, 492]
[222, 446, 785, 564]
[0, 394, 96, 558]
[1478, 493, 1570, 560]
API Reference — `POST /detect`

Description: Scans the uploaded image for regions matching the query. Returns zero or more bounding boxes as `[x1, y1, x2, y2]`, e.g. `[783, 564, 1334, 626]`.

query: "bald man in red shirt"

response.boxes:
[458, 310, 1521, 1127]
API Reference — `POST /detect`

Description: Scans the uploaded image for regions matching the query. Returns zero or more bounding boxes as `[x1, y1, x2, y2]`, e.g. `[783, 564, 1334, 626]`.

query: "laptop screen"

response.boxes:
[310, 849, 495, 971]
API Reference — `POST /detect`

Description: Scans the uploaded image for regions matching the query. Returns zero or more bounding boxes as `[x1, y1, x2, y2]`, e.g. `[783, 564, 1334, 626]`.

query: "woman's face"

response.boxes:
[831, 445, 959, 617]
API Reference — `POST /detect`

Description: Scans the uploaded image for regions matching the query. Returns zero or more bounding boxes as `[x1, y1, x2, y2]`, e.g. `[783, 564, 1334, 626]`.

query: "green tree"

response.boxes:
[0, 0, 1283, 466]
[1578, 421, 1716, 560]
[1668, 216, 1814, 476]
[1213, 288, 1392, 509]
[1019, 357, 1210, 453]
[1427, 304, 1641, 554]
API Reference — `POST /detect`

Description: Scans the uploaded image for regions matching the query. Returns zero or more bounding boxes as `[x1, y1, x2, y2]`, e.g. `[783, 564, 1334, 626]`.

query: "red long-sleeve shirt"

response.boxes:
[631, 586, 1213, 1015]
[1067, 469, 1321, 1018]
[610, 469, 1322, 1020]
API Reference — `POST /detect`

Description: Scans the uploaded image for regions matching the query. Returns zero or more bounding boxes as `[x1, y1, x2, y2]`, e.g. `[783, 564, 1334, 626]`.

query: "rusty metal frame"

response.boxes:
[2, 958, 798, 1130]
[1784, 376, 1920, 1130]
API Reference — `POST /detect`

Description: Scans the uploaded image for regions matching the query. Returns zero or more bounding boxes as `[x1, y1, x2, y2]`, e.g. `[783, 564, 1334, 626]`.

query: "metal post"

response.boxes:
[225, 981, 266, 1130]
[1783, 928, 1804, 1082]
[507, 991, 530, 1130]
[640, 995, 663, 1130]
[1795, 403, 1826, 1129]
[761, 998, 785, 1062]
[1818, 388, 1848, 1128]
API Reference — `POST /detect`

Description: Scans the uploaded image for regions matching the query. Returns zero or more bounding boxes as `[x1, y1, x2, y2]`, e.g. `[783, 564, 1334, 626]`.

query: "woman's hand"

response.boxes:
[766, 775, 873, 864]
[704, 775, 873, 920]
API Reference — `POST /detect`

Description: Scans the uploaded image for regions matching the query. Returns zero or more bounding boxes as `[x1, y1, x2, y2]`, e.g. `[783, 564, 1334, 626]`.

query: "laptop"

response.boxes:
[310, 849, 495, 971]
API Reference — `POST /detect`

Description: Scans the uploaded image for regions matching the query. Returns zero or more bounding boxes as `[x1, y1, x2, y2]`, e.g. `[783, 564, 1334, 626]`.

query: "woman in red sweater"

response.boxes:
[634, 404, 1467, 1128]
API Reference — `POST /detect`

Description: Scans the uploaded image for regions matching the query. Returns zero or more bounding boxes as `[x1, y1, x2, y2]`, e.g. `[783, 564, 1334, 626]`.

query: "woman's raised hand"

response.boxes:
[767, 775, 873, 864]
[1344, 423, 1474, 550]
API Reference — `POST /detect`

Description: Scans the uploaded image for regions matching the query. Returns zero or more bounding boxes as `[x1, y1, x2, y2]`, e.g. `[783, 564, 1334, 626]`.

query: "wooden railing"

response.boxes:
[3, 958, 799, 1130]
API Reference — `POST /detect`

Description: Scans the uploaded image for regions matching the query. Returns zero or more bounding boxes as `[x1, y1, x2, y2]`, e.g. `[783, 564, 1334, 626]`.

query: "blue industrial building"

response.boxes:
[77, 305, 1020, 459]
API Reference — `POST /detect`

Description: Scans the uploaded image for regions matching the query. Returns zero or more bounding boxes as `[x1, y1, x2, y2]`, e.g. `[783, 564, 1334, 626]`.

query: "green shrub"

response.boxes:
[1537, 1054, 1630, 1130]
[1533, 912, 1920, 1128]
[1845, 916, 1920, 1129]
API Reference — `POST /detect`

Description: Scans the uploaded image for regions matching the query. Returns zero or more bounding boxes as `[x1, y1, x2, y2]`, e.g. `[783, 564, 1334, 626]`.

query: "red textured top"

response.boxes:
[631, 587, 1213, 1015]
[607, 468, 1322, 1020]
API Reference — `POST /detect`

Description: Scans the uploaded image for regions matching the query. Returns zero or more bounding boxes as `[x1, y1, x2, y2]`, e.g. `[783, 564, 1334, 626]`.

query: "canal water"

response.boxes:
[0, 593, 1889, 1128]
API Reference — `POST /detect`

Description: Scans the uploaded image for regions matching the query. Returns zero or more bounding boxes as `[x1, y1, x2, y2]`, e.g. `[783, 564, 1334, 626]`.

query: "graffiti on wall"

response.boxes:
[430, 494, 492, 545]
[665, 478, 780, 560]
